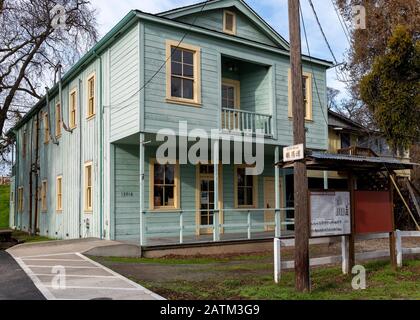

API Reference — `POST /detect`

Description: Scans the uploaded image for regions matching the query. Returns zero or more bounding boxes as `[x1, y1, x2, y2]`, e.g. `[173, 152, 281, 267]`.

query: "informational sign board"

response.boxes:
[283, 144, 304, 162]
[310, 191, 351, 237]
[355, 191, 393, 234]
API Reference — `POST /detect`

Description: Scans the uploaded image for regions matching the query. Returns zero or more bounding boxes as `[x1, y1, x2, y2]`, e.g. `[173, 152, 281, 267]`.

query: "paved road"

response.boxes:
[7, 239, 164, 300]
[0, 251, 45, 300]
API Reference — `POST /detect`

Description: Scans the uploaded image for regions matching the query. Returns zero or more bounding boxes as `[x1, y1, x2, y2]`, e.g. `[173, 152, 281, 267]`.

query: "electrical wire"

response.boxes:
[330, 0, 351, 46]
[299, 2, 329, 128]
[103, 0, 211, 111]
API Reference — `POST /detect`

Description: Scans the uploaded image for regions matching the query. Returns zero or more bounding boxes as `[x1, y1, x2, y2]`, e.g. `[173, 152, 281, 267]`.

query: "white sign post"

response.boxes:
[310, 191, 351, 237]
[283, 144, 304, 162]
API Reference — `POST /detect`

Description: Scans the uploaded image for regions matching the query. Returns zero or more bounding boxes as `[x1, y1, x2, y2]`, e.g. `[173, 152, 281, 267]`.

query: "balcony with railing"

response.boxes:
[221, 108, 273, 136]
[221, 56, 273, 137]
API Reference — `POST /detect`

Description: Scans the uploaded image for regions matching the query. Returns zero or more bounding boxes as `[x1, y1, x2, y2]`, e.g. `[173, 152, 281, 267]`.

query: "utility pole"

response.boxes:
[288, 0, 310, 292]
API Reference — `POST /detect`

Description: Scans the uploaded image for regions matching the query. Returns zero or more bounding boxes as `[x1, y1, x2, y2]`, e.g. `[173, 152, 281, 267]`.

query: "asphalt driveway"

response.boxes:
[0, 251, 45, 300]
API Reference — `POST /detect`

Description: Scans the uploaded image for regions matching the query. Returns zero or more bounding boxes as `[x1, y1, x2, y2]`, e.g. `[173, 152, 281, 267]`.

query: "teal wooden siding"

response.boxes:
[175, 8, 277, 47]
[143, 21, 328, 150]
[109, 23, 140, 142]
[114, 144, 140, 242]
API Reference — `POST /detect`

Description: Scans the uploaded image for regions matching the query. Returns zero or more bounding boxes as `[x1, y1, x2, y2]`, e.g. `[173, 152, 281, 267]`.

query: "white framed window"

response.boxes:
[223, 10, 237, 35]
[166, 40, 201, 106]
[56, 176, 63, 212]
[288, 70, 313, 121]
[69, 88, 77, 129]
[149, 159, 180, 211]
[87, 74, 95, 118]
[84, 162, 93, 212]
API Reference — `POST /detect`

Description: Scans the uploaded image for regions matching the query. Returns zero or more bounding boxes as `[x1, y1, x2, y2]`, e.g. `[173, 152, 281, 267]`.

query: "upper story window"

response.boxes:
[55, 102, 62, 138]
[166, 40, 201, 106]
[223, 10, 237, 35]
[43, 113, 50, 144]
[288, 70, 313, 121]
[69, 89, 77, 129]
[150, 159, 180, 210]
[87, 74, 95, 118]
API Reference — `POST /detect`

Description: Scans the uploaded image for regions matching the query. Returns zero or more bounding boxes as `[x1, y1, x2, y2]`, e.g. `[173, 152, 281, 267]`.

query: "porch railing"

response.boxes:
[142, 208, 295, 246]
[221, 108, 273, 136]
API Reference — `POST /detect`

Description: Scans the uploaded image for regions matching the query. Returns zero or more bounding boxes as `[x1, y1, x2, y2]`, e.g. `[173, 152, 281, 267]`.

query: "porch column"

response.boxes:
[275, 146, 281, 238]
[213, 139, 220, 242]
[139, 133, 146, 246]
[323, 171, 329, 190]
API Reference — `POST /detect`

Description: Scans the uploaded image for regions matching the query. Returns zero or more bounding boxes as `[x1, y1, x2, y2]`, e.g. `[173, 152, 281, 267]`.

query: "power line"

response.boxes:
[330, 0, 351, 46]
[103, 0, 211, 111]
[299, 2, 329, 128]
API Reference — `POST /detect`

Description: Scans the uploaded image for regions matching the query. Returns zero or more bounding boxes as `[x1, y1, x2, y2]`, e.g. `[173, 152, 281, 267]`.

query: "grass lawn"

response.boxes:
[0, 185, 10, 229]
[12, 230, 51, 244]
[93, 254, 420, 300]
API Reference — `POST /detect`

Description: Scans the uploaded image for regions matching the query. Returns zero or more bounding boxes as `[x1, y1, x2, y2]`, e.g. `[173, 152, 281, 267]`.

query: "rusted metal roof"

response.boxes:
[278, 151, 418, 171]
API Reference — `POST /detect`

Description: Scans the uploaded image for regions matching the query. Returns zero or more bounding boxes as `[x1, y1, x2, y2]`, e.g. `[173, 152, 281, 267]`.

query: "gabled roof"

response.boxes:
[158, 0, 290, 50]
[328, 110, 366, 132]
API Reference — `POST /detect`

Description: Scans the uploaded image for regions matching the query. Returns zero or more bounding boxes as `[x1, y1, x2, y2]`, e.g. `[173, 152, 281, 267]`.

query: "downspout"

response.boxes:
[93, 50, 104, 240]
[33, 112, 40, 234]
[57, 64, 73, 133]
[46, 88, 59, 146]
[14, 132, 19, 229]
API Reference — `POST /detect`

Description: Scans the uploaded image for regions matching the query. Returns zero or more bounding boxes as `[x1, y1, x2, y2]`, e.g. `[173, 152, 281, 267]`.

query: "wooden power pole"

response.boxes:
[288, 0, 311, 292]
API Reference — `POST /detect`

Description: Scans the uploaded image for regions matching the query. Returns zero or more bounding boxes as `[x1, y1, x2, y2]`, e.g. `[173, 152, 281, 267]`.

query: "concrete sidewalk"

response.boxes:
[7, 239, 164, 301]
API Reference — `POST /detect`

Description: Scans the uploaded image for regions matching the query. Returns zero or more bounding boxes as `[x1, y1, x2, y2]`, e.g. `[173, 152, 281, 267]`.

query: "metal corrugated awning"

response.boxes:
[277, 152, 418, 172]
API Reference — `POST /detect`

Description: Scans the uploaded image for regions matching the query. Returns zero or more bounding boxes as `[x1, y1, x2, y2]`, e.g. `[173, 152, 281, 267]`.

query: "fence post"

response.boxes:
[396, 230, 403, 268]
[247, 210, 252, 240]
[213, 210, 220, 242]
[275, 210, 281, 238]
[179, 211, 184, 244]
[274, 238, 281, 283]
[341, 235, 349, 274]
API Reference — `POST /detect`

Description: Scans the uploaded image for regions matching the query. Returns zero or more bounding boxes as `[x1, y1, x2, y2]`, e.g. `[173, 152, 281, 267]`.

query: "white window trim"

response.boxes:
[223, 10, 237, 35]
[165, 40, 201, 107]
[55, 101, 62, 138]
[288, 69, 313, 121]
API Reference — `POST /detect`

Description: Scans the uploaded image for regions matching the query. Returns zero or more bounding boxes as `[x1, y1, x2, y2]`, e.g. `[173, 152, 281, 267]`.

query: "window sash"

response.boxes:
[44, 114, 50, 143]
[84, 164, 93, 211]
[56, 103, 62, 137]
[70, 91, 77, 128]
[170, 47, 195, 100]
[56, 177, 62, 211]
[87, 77, 95, 117]
[151, 161, 179, 210]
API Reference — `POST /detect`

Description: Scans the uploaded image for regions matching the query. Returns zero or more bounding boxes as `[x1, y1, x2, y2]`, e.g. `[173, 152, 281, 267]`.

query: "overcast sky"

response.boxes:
[90, 0, 350, 99]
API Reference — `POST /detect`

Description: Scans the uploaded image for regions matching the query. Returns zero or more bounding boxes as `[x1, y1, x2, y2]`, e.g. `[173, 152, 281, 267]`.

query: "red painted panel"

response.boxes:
[355, 191, 393, 234]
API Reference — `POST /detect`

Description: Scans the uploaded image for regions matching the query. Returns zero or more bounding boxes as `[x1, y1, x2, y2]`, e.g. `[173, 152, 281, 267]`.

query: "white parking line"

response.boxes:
[45, 285, 144, 291]
[18, 252, 79, 259]
[25, 265, 101, 269]
[34, 274, 119, 279]
[22, 259, 84, 262]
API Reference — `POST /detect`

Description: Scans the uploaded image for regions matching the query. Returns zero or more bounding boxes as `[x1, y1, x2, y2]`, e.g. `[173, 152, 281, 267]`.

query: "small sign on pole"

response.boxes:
[283, 144, 304, 162]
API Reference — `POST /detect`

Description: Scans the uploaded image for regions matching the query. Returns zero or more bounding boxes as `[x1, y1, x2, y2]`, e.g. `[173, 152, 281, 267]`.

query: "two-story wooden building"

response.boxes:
[8, 0, 332, 246]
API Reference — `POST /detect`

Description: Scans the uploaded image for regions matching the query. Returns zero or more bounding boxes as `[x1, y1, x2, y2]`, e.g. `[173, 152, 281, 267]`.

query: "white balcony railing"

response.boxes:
[221, 108, 273, 136]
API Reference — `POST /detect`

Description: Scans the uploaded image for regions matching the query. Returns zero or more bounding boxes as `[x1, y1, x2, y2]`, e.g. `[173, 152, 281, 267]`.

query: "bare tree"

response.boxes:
[0, 0, 98, 166]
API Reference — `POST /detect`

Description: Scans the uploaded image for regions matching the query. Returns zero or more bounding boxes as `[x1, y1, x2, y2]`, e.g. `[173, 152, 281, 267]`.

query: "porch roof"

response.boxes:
[277, 152, 418, 172]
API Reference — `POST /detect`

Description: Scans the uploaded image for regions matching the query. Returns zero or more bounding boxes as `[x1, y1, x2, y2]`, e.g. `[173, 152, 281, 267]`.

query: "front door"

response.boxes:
[222, 79, 240, 130]
[198, 165, 215, 234]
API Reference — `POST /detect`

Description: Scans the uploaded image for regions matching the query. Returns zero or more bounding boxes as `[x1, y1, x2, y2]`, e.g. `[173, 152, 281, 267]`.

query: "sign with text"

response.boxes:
[283, 144, 304, 162]
[310, 191, 351, 237]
